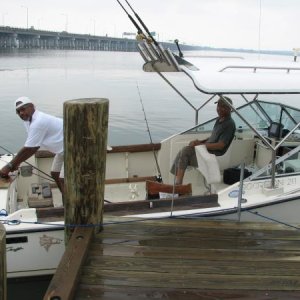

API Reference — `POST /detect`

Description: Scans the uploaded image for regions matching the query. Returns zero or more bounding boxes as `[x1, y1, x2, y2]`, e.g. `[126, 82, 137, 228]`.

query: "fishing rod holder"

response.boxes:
[138, 41, 180, 72]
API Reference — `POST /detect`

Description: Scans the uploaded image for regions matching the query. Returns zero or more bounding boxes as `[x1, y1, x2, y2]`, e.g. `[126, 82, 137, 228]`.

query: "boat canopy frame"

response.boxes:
[137, 40, 300, 188]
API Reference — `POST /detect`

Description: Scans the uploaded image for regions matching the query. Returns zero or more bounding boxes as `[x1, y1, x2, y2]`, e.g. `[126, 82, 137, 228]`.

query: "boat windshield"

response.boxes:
[185, 99, 300, 137]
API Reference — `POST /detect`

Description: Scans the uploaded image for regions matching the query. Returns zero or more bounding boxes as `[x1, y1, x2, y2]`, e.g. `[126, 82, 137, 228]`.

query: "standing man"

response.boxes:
[170, 96, 236, 185]
[0, 97, 64, 194]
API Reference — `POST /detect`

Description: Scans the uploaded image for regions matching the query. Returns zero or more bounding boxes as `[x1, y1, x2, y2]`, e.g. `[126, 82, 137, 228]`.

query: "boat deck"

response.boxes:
[44, 217, 300, 299]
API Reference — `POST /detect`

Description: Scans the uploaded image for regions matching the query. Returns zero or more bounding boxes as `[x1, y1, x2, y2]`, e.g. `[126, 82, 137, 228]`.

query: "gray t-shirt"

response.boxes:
[207, 116, 236, 156]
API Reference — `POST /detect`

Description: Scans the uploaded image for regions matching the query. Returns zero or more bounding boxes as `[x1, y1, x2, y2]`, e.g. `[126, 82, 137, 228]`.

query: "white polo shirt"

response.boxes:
[24, 110, 63, 154]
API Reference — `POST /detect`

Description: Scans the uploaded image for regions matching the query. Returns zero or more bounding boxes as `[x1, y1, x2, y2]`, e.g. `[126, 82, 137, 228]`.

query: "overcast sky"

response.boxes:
[1, 0, 300, 51]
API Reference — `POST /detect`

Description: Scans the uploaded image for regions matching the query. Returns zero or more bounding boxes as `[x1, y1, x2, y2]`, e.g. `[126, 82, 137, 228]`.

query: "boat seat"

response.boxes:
[255, 141, 272, 168]
[195, 139, 255, 185]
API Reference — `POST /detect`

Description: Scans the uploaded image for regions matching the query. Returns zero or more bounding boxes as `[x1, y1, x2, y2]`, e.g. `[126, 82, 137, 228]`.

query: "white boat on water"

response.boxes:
[2, 38, 300, 278]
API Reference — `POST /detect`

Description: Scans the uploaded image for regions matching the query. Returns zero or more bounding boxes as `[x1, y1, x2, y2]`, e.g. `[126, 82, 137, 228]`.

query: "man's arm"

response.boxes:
[189, 139, 226, 151]
[189, 138, 208, 147]
[191, 140, 225, 149]
[205, 141, 225, 151]
[0, 147, 39, 176]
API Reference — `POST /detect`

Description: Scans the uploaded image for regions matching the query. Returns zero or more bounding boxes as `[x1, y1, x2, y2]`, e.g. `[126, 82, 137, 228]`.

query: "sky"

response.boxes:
[1, 0, 300, 51]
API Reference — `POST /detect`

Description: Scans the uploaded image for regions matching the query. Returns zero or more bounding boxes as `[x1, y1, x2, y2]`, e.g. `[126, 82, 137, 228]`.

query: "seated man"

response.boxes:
[170, 96, 236, 185]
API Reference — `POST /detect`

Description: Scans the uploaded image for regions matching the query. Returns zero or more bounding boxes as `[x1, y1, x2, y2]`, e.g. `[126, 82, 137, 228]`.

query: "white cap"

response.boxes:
[15, 97, 33, 110]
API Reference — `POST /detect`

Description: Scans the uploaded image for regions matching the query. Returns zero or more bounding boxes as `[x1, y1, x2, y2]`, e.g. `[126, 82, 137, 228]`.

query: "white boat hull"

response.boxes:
[6, 226, 64, 278]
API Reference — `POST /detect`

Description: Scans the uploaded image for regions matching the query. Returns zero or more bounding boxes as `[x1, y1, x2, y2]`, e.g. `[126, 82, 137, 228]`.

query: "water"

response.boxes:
[0, 49, 206, 154]
[0, 48, 297, 299]
[7, 276, 51, 300]
[0, 49, 297, 154]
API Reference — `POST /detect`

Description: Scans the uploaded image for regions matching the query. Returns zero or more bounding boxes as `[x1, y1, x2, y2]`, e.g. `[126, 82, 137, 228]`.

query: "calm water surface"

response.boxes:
[0, 49, 206, 154]
[0, 49, 297, 154]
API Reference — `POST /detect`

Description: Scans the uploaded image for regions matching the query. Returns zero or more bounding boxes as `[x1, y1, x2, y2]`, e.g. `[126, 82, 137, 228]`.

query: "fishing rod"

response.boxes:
[116, 0, 166, 61]
[116, 0, 143, 36]
[124, 0, 186, 62]
[123, 0, 159, 47]
[136, 83, 162, 182]
[0, 145, 55, 182]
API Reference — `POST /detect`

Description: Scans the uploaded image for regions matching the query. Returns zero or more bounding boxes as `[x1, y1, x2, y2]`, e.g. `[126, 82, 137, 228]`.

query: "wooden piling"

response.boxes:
[0, 223, 6, 300]
[64, 98, 109, 241]
[44, 98, 109, 300]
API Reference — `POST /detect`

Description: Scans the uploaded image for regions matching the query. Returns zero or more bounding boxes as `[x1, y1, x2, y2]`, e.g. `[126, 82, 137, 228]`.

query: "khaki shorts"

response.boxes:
[170, 146, 198, 175]
[51, 152, 64, 178]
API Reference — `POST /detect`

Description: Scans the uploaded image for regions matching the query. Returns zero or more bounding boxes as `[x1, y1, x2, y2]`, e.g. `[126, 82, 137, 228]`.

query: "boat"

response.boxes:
[2, 36, 300, 278]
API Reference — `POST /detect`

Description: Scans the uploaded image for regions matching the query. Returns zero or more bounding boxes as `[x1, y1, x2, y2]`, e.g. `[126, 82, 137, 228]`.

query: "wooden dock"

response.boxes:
[44, 217, 300, 300]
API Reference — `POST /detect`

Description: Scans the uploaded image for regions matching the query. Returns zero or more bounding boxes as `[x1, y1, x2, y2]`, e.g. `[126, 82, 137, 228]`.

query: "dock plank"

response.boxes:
[79, 269, 300, 290]
[89, 243, 300, 262]
[97, 223, 300, 240]
[75, 286, 300, 300]
[84, 255, 300, 276]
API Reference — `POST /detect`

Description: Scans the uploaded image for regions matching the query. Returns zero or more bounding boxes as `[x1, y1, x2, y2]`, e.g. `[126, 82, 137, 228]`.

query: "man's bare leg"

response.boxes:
[175, 168, 185, 185]
[59, 178, 64, 195]
[51, 171, 63, 193]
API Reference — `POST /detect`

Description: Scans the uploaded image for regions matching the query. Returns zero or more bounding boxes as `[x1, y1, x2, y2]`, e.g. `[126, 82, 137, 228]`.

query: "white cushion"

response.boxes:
[195, 145, 221, 184]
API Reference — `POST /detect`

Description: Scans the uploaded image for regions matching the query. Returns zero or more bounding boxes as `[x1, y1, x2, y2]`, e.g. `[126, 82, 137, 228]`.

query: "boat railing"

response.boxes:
[220, 65, 300, 74]
[184, 55, 244, 60]
[246, 143, 300, 182]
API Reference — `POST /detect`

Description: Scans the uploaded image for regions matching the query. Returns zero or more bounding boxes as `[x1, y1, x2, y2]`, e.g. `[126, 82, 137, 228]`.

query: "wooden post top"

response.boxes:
[65, 98, 109, 103]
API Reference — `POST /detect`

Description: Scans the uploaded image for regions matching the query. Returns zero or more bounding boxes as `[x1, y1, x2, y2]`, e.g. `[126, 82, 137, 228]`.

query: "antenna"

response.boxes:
[174, 39, 183, 58]
[258, 0, 262, 59]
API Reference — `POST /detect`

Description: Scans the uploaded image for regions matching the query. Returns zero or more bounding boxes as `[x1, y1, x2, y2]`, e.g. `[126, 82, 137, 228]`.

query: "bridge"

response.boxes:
[0, 26, 199, 52]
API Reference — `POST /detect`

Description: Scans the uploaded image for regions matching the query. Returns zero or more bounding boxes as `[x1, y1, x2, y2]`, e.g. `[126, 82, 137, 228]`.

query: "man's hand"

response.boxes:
[0, 161, 17, 178]
[0, 166, 10, 178]
[189, 139, 203, 147]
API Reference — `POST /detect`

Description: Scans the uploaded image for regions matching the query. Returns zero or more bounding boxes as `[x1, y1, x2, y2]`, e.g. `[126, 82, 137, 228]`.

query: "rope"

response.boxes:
[246, 210, 300, 230]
